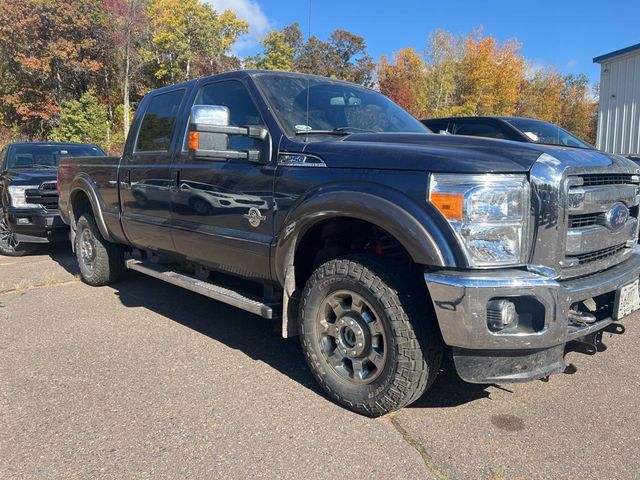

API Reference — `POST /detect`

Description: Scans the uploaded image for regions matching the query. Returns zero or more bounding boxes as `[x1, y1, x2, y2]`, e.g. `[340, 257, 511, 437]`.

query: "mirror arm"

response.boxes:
[190, 123, 268, 140]
[190, 149, 261, 162]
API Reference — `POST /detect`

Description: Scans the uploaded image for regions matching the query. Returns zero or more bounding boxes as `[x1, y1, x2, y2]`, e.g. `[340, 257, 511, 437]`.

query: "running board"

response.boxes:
[124, 259, 276, 319]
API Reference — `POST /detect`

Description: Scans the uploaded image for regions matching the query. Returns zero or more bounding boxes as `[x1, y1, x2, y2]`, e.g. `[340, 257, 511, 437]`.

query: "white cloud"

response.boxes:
[566, 58, 578, 68]
[205, 0, 272, 53]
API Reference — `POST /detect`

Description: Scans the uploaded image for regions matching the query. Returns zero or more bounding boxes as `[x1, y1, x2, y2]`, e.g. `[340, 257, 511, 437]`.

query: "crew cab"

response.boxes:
[57, 71, 640, 416]
[0, 141, 105, 256]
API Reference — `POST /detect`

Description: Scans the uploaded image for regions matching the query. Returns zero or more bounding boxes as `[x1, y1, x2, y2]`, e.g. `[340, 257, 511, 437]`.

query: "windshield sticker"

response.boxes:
[523, 131, 539, 142]
[295, 125, 312, 132]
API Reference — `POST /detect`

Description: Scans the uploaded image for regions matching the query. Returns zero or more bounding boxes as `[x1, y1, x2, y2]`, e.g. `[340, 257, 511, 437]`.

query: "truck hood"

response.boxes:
[3, 167, 57, 186]
[300, 133, 632, 173]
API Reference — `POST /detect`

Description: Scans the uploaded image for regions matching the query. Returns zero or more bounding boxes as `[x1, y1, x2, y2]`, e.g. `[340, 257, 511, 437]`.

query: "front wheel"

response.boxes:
[299, 255, 443, 416]
[75, 213, 123, 286]
[0, 216, 34, 257]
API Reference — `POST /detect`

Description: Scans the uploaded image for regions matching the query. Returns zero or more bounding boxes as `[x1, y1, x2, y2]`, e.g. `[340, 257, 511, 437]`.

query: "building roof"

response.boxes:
[594, 43, 640, 63]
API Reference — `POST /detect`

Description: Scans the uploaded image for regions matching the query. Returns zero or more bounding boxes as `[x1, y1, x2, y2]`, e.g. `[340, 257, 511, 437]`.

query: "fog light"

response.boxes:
[487, 299, 518, 331]
[17, 218, 30, 225]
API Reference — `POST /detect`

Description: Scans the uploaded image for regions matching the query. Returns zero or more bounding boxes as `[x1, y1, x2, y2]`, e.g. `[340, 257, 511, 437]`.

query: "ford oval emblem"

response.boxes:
[605, 202, 629, 231]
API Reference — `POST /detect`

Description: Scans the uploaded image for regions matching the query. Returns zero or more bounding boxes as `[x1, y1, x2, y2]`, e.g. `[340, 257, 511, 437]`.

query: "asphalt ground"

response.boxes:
[1, 244, 639, 479]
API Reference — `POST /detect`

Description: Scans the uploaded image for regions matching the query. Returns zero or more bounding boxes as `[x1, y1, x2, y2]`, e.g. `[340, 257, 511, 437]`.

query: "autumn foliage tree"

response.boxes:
[0, 0, 109, 137]
[378, 29, 598, 143]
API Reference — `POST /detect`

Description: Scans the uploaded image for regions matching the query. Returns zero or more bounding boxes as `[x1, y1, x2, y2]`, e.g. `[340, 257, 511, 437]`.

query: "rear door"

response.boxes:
[170, 79, 275, 281]
[120, 88, 186, 252]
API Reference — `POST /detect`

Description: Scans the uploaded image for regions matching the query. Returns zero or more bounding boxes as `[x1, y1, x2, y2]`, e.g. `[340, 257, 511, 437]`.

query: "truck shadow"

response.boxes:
[45, 248, 496, 410]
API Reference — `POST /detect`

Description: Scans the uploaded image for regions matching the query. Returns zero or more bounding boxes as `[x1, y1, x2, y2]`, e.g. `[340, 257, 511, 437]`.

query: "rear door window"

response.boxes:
[136, 89, 185, 152]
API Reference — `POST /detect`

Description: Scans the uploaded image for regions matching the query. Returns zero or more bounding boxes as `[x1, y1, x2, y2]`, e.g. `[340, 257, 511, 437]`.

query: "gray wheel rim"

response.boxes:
[79, 227, 96, 273]
[0, 218, 19, 251]
[316, 290, 387, 384]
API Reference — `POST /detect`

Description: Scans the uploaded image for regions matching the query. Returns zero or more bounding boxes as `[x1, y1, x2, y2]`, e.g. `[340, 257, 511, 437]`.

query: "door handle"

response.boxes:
[121, 169, 131, 190]
[170, 170, 180, 192]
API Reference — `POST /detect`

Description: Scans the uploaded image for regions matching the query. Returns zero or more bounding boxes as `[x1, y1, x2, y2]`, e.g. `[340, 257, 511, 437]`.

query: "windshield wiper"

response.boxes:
[13, 164, 57, 169]
[294, 127, 376, 136]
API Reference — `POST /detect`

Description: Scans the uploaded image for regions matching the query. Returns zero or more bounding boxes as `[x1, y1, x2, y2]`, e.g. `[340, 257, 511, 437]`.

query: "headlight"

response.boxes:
[8, 185, 40, 209]
[429, 174, 530, 267]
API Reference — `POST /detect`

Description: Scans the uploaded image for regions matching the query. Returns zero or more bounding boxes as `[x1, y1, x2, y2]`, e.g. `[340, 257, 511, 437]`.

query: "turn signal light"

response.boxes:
[188, 131, 199, 150]
[430, 192, 463, 220]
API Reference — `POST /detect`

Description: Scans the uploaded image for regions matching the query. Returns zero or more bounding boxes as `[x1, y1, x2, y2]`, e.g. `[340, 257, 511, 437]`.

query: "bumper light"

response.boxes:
[487, 299, 518, 331]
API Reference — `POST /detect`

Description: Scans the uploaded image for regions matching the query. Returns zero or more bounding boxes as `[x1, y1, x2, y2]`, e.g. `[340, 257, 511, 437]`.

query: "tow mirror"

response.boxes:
[187, 104, 270, 164]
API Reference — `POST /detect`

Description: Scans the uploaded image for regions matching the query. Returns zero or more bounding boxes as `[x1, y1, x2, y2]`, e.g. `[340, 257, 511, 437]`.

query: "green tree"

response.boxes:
[146, 0, 247, 84]
[255, 23, 302, 71]
[50, 90, 110, 150]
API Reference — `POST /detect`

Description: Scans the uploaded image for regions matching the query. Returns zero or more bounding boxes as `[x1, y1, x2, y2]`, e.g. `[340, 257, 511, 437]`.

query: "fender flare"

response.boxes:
[274, 183, 463, 337]
[68, 174, 114, 242]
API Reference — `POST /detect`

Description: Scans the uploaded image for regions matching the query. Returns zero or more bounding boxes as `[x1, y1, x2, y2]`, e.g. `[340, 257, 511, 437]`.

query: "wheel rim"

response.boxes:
[79, 227, 96, 273]
[316, 290, 387, 384]
[0, 218, 19, 251]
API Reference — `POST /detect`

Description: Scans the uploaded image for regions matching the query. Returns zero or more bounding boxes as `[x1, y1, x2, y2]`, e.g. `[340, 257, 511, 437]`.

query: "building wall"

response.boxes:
[596, 50, 640, 155]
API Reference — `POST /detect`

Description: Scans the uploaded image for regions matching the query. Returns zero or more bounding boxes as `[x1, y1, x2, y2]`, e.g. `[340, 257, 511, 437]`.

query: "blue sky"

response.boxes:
[209, 0, 640, 84]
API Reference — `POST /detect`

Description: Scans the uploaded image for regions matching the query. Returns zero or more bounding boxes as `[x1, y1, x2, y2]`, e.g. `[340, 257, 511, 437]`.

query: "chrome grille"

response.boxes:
[575, 243, 627, 264]
[562, 173, 640, 277]
[580, 174, 637, 186]
[569, 212, 604, 228]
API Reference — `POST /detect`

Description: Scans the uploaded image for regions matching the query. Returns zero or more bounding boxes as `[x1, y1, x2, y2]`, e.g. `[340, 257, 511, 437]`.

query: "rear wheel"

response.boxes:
[299, 254, 443, 416]
[0, 217, 34, 257]
[75, 213, 123, 286]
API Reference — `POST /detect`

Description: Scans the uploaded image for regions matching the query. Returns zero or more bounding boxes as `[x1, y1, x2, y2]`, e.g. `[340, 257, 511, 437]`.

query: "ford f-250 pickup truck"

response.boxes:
[57, 70, 640, 416]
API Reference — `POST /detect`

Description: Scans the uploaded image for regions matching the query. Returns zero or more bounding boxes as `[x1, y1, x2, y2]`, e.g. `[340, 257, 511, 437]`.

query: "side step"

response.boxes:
[124, 259, 276, 319]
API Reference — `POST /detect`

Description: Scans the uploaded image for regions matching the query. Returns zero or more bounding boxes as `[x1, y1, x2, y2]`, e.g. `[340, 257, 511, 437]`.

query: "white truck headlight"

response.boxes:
[8, 185, 40, 209]
[429, 174, 530, 267]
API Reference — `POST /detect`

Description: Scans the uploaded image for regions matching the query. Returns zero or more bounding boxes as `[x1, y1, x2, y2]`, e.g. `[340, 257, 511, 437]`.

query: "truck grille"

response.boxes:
[25, 181, 59, 211]
[580, 173, 637, 186]
[563, 173, 639, 277]
[575, 243, 627, 264]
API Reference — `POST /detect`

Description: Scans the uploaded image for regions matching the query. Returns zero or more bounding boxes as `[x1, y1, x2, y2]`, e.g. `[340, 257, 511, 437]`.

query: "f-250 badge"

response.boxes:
[243, 207, 266, 227]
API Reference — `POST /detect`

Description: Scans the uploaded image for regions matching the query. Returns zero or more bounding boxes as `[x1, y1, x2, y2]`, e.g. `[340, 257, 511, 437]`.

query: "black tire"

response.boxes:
[0, 216, 35, 257]
[299, 254, 443, 416]
[75, 213, 123, 286]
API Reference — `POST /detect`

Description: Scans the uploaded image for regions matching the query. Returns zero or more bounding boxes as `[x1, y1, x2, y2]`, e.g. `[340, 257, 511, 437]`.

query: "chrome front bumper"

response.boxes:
[425, 249, 640, 351]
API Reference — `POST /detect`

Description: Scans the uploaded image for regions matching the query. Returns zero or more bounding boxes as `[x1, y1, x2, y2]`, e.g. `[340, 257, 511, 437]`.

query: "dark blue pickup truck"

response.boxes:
[0, 142, 105, 256]
[57, 70, 640, 415]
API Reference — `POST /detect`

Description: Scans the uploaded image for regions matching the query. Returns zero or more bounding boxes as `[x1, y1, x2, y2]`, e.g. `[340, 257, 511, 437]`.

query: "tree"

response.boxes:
[0, 0, 110, 137]
[50, 90, 110, 149]
[104, 0, 150, 139]
[254, 23, 302, 71]
[378, 48, 428, 116]
[146, 0, 247, 85]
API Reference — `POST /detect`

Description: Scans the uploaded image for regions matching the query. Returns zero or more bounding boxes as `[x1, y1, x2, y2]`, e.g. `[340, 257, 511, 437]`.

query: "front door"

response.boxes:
[171, 79, 274, 281]
[120, 88, 186, 252]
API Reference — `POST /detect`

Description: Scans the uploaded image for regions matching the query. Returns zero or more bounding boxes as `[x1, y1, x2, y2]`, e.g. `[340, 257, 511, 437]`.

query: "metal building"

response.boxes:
[594, 43, 640, 158]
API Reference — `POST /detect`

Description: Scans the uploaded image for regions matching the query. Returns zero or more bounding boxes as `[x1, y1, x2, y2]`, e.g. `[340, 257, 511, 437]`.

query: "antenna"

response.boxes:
[305, 0, 311, 140]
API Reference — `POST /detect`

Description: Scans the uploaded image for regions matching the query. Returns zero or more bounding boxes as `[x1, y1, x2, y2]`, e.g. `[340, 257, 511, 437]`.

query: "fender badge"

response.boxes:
[243, 207, 266, 228]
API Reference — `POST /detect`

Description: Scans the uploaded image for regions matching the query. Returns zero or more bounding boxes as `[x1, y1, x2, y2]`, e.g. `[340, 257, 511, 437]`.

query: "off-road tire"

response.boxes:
[75, 213, 123, 286]
[299, 254, 443, 416]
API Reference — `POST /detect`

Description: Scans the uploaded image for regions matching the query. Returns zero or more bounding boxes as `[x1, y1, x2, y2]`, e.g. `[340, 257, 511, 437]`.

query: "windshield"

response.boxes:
[6, 144, 105, 169]
[504, 118, 592, 149]
[254, 73, 429, 137]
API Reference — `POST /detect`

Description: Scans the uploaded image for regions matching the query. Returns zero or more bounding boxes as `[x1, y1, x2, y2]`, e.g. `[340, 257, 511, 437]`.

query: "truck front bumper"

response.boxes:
[6, 207, 68, 243]
[425, 250, 640, 383]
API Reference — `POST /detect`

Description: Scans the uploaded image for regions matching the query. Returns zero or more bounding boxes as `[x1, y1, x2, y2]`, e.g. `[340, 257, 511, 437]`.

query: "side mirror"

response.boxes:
[187, 104, 270, 164]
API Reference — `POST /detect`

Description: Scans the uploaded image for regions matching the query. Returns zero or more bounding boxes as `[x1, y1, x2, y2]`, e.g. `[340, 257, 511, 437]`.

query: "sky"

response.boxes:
[207, 0, 640, 84]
